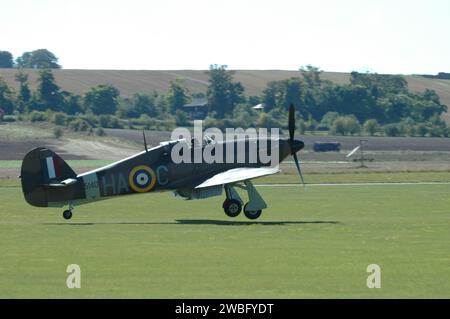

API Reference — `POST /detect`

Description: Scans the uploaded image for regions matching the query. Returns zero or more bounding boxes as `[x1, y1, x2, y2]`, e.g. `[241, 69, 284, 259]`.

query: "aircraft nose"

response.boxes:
[292, 139, 305, 153]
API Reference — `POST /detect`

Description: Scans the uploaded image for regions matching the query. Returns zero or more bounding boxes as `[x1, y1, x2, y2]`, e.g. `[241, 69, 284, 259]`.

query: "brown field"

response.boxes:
[1, 68, 449, 123]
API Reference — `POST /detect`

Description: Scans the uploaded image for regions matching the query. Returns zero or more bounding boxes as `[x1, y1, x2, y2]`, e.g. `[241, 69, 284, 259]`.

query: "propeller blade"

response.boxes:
[293, 153, 305, 185]
[288, 104, 306, 186]
[288, 103, 295, 143]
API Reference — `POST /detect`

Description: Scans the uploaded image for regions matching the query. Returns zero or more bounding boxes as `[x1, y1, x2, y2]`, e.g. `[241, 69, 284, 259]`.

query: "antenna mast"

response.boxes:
[143, 130, 148, 152]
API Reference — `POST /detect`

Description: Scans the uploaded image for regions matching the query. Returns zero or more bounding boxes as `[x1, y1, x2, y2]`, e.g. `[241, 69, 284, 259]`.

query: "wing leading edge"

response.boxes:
[195, 166, 280, 189]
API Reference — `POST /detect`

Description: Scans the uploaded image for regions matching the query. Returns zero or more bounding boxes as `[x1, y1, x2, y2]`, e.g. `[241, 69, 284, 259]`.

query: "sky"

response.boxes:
[2, 0, 450, 74]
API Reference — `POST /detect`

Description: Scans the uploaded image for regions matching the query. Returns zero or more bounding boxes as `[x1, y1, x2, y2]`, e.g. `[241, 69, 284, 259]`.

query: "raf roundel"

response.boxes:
[128, 165, 157, 193]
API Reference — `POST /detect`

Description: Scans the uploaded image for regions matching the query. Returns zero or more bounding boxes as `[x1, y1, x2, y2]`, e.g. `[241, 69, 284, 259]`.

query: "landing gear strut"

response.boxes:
[63, 204, 74, 220]
[223, 181, 267, 220]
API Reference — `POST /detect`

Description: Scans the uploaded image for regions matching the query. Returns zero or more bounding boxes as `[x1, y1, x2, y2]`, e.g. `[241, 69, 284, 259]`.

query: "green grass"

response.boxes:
[0, 176, 449, 298]
[259, 171, 450, 184]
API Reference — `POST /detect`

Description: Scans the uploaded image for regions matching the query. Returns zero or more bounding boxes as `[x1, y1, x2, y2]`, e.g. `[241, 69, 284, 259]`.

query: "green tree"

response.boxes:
[206, 65, 244, 118]
[319, 112, 339, 130]
[14, 71, 31, 112]
[333, 84, 378, 122]
[133, 93, 157, 117]
[256, 112, 281, 129]
[84, 84, 120, 115]
[305, 118, 318, 132]
[262, 81, 283, 111]
[282, 78, 304, 110]
[0, 51, 14, 68]
[331, 116, 361, 136]
[416, 124, 428, 137]
[154, 93, 168, 117]
[51, 112, 67, 125]
[16, 49, 61, 69]
[331, 117, 346, 135]
[363, 119, 380, 136]
[63, 92, 83, 115]
[0, 77, 15, 114]
[300, 65, 322, 88]
[345, 116, 361, 135]
[167, 80, 189, 114]
[262, 78, 307, 117]
[350, 72, 408, 96]
[175, 109, 189, 126]
[233, 104, 257, 127]
[117, 94, 158, 118]
[297, 118, 307, 134]
[37, 69, 63, 111]
[383, 124, 401, 137]
[410, 90, 448, 121]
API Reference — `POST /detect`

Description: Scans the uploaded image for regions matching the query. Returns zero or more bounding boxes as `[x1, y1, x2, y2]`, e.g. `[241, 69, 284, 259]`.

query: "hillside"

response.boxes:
[1, 69, 449, 122]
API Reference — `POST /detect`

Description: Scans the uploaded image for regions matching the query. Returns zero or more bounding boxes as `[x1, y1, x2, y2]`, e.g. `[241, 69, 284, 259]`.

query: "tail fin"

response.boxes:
[20, 147, 77, 207]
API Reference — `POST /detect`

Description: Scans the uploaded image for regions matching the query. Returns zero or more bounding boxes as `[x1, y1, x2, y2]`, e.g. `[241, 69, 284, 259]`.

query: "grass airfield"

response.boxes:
[0, 173, 449, 298]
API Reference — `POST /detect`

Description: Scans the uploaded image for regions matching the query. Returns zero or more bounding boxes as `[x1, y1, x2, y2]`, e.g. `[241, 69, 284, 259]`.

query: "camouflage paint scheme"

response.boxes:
[21, 138, 304, 208]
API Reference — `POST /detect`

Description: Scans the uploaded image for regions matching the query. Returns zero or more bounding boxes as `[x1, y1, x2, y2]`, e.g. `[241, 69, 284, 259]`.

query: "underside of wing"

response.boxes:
[195, 166, 280, 189]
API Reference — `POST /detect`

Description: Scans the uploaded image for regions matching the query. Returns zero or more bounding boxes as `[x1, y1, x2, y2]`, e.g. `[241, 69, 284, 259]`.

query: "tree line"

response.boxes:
[0, 49, 61, 69]
[0, 61, 448, 137]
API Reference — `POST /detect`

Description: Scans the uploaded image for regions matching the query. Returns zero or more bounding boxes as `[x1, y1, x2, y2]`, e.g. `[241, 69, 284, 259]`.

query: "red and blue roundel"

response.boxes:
[128, 165, 156, 193]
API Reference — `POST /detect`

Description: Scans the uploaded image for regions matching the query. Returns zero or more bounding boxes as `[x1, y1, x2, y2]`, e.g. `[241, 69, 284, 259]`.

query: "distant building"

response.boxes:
[252, 103, 265, 110]
[183, 98, 208, 120]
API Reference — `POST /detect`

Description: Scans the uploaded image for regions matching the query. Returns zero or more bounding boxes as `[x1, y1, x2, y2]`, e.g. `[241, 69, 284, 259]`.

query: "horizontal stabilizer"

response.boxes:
[44, 178, 78, 188]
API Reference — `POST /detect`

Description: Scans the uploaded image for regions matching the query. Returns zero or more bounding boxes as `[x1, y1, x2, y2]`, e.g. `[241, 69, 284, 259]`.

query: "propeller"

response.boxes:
[288, 104, 305, 185]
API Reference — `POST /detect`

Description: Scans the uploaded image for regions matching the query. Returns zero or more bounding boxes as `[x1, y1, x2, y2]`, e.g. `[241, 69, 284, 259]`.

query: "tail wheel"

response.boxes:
[223, 199, 242, 217]
[243, 203, 262, 220]
[63, 210, 72, 220]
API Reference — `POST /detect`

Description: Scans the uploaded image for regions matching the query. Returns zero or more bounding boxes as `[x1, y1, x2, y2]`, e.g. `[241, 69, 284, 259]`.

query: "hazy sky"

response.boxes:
[2, 0, 449, 74]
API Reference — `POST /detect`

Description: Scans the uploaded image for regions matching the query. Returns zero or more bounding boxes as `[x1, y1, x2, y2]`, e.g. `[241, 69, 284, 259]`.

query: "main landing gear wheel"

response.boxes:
[243, 203, 262, 220]
[63, 210, 73, 220]
[223, 199, 242, 217]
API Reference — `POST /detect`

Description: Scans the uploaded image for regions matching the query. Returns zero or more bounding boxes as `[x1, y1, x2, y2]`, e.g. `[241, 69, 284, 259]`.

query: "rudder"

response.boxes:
[20, 148, 77, 207]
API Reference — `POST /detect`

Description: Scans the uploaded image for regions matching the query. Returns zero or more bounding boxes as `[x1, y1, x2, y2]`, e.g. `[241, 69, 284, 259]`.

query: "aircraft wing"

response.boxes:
[195, 166, 280, 189]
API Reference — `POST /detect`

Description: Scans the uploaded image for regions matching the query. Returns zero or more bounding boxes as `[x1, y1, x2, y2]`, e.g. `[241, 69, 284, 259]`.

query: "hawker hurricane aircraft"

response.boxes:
[20, 105, 305, 220]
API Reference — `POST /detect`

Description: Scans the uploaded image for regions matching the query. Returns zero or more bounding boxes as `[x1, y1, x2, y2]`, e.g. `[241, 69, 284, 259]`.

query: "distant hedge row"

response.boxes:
[1, 66, 449, 137]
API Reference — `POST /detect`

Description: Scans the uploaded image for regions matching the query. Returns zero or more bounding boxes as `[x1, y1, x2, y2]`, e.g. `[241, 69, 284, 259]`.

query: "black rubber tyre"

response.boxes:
[63, 210, 72, 220]
[243, 203, 262, 220]
[223, 199, 242, 217]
